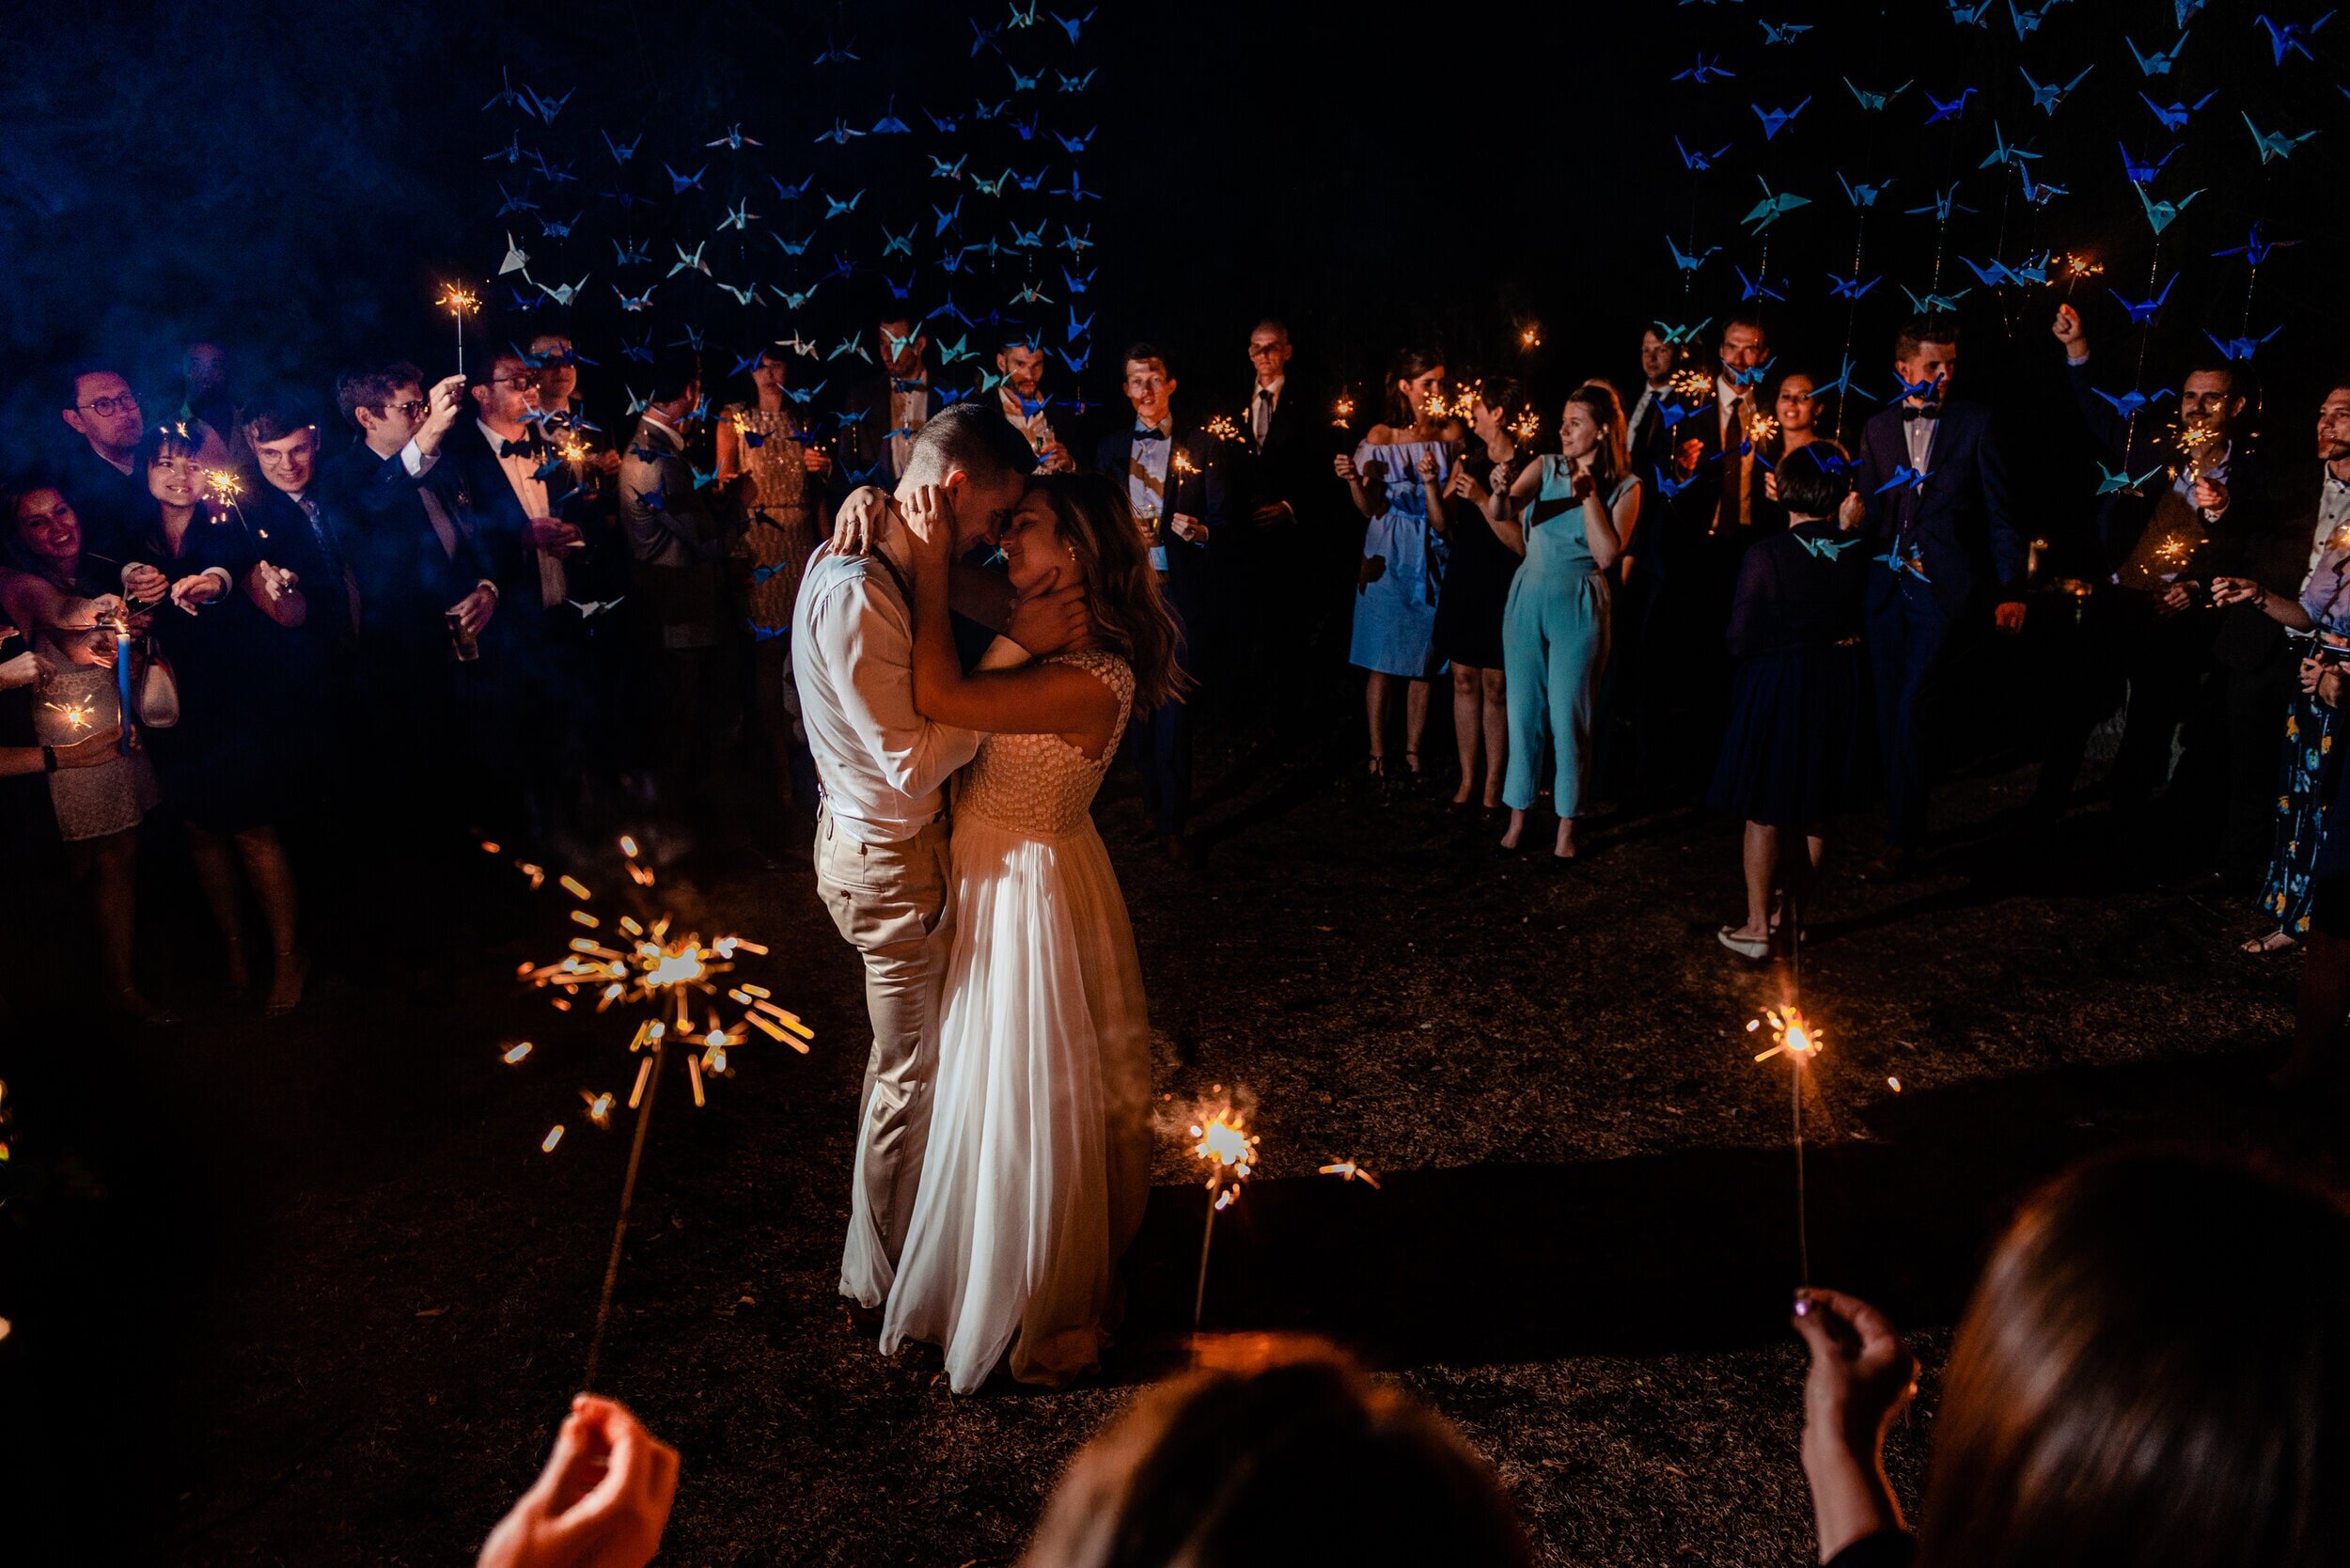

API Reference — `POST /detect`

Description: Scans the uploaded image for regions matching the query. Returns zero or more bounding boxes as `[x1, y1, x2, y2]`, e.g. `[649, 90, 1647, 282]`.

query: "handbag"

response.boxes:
[134, 648, 180, 729]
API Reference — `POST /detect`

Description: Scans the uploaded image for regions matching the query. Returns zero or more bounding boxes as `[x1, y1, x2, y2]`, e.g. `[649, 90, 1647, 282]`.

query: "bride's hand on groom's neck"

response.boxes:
[1007, 571, 1092, 657]
[901, 483, 960, 566]
[829, 485, 893, 557]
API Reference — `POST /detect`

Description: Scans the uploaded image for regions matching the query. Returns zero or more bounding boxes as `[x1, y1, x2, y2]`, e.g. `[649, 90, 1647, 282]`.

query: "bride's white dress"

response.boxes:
[878, 649, 1154, 1392]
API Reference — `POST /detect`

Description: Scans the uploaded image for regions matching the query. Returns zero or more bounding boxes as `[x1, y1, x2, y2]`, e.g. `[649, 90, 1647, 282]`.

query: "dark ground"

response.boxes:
[5, 697, 2343, 1566]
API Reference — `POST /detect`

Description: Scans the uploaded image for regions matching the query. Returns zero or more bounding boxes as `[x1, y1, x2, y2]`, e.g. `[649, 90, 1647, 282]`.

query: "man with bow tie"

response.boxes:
[1094, 342, 1226, 866]
[1852, 313, 2027, 878]
[430, 348, 594, 838]
[840, 310, 943, 488]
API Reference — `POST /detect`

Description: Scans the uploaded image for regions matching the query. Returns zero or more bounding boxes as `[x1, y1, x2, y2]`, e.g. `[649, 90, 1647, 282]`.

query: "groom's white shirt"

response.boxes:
[792, 525, 981, 842]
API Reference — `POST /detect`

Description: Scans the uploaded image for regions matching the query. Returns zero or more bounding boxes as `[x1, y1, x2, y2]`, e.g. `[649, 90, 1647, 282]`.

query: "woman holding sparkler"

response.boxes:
[2, 481, 169, 1023]
[2213, 483, 2350, 956]
[877, 472, 1183, 1393]
[1338, 348, 1459, 785]
[1489, 382, 1641, 858]
[1708, 443, 1870, 959]
[119, 424, 312, 1015]
[1791, 1151, 2349, 1568]
[1433, 379, 1537, 814]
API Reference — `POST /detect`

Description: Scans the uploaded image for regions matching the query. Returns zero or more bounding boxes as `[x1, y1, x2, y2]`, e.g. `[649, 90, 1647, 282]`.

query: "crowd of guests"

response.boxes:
[8, 303, 2350, 1085]
[468, 1146, 2350, 1567]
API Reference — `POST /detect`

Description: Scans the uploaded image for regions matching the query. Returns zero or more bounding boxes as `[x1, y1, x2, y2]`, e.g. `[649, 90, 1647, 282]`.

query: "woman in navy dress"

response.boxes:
[1433, 378, 1535, 810]
[1336, 348, 1460, 783]
[121, 423, 313, 1014]
[1709, 442, 1870, 959]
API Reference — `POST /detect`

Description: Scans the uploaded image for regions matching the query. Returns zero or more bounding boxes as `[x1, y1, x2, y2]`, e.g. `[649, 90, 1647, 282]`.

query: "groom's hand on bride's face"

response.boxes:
[1007, 570, 1091, 656]
[829, 486, 893, 557]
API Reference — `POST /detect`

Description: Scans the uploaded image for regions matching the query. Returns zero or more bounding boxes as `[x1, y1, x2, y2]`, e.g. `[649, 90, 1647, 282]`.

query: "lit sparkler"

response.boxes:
[495, 834, 807, 1389]
[1747, 1005, 1821, 1283]
[1509, 408, 1542, 446]
[1745, 413, 1780, 451]
[1318, 1158, 1380, 1187]
[1332, 394, 1355, 429]
[1670, 367, 1714, 400]
[1203, 413, 1242, 443]
[1519, 323, 1543, 351]
[437, 282, 482, 376]
[44, 696, 94, 730]
[1189, 1097, 1261, 1330]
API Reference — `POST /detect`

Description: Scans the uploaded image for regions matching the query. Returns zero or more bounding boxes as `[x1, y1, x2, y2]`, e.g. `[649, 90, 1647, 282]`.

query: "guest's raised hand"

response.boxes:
[121, 562, 169, 604]
[2051, 303, 2088, 358]
[1836, 491, 1865, 531]
[525, 518, 583, 552]
[2207, 575, 2262, 607]
[420, 375, 468, 448]
[801, 445, 831, 477]
[828, 485, 891, 557]
[1792, 1289, 1917, 1448]
[1415, 448, 1440, 483]
[477, 1394, 678, 1568]
[254, 561, 300, 604]
[1764, 470, 1780, 503]
[1168, 513, 1208, 544]
[1675, 436, 1704, 477]
[1332, 452, 1358, 483]
[0, 650, 51, 691]
[2192, 475, 2230, 515]
[1007, 568, 1090, 657]
[170, 572, 227, 613]
[2155, 583, 2193, 617]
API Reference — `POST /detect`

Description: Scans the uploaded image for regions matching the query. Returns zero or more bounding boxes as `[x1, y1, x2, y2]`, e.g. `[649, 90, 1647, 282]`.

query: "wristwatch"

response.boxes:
[42, 745, 58, 773]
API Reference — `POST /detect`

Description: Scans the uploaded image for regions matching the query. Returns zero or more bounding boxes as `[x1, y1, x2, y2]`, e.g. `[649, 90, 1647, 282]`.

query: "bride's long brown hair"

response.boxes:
[1027, 473, 1191, 713]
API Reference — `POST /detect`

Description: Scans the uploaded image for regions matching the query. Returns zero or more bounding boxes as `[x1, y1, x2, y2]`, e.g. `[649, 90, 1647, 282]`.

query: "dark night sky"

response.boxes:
[1, 0, 2342, 479]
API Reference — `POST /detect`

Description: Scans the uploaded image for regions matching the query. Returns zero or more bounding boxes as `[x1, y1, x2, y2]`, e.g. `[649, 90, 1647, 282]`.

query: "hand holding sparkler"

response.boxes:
[168, 570, 230, 613]
[0, 650, 51, 692]
[120, 562, 169, 605]
[476, 1394, 678, 1568]
[253, 560, 301, 607]
[2050, 303, 2089, 360]
[1791, 1289, 1917, 1561]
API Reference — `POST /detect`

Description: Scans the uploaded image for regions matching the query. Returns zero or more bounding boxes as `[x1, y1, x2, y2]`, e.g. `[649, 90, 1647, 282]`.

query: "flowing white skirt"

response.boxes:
[878, 814, 1153, 1392]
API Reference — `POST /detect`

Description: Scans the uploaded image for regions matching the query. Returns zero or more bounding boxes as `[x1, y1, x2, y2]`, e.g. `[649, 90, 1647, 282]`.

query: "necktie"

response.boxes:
[1253, 387, 1273, 446]
[1718, 399, 1747, 532]
[1134, 427, 1165, 443]
[297, 494, 331, 553]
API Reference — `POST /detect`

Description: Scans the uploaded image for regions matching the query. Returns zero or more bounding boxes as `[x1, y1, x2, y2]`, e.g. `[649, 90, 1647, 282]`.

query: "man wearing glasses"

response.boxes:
[56, 365, 151, 558]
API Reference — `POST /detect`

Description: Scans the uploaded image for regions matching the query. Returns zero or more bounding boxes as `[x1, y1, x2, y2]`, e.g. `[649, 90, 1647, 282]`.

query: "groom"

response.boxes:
[793, 403, 1082, 1309]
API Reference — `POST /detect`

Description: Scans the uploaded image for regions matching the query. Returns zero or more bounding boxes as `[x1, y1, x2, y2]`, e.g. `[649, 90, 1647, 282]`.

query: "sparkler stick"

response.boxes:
[1747, 1006, 1821, 1285]
[1188, 1102, 1259, 1331]
[583, 1031, 663, 1391]
[437, 282, 481, 378]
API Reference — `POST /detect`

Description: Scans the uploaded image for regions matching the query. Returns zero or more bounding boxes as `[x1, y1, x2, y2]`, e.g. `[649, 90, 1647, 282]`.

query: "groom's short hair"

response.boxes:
[903, 403, 1036, 487]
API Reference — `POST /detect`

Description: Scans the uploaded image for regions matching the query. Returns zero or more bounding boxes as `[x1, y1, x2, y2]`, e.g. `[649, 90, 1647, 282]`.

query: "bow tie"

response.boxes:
[497, 436, 544, 460]
[891, 378, 929, 395]
[1134, 427, 1167, 443]
[1898, 404, 1943, 422]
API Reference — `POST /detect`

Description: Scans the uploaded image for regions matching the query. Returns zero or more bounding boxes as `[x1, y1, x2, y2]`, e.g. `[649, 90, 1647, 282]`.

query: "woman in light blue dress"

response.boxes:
[1337, 347, 1460, 782]
[1489, 382, 1641, 858]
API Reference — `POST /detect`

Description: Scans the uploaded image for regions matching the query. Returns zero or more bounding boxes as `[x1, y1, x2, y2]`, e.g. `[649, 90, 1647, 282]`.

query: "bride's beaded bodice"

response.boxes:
[955, 650, 1134, 839]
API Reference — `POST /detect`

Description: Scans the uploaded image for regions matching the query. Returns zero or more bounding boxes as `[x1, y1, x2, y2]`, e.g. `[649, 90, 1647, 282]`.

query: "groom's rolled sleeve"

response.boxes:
[813, 578, 981, 813]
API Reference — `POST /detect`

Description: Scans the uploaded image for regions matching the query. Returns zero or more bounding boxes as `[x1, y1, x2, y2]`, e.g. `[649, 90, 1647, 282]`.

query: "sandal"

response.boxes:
[1717, 925, 1771, 960]
[2241, 930, 2298, 955]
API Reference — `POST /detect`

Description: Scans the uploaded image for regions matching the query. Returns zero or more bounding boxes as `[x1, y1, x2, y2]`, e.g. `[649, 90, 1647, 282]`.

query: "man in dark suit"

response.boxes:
[1228, 318, 1326, 738]
[2034, 303, 2256, 826]
[618, 353, 731, 810]
[1095, 342, 1228, 865]
[1643, 313, 1777, 793]
[428, 348, 595, 838]
[838, 311, 943, 491]
[318, 361, 497, 824]
[55, 364, 153, 561]
[1622, 324, 1679, 483]
[1853, 313, 2028, 874]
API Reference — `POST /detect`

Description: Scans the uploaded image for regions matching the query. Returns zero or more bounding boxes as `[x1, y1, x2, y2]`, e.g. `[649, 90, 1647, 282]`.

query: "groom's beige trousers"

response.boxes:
[817, 800, 956, 1308]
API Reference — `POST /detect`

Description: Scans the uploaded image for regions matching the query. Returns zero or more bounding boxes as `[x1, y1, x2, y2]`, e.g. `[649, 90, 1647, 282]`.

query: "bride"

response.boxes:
[879, 471, 1187, 1392]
